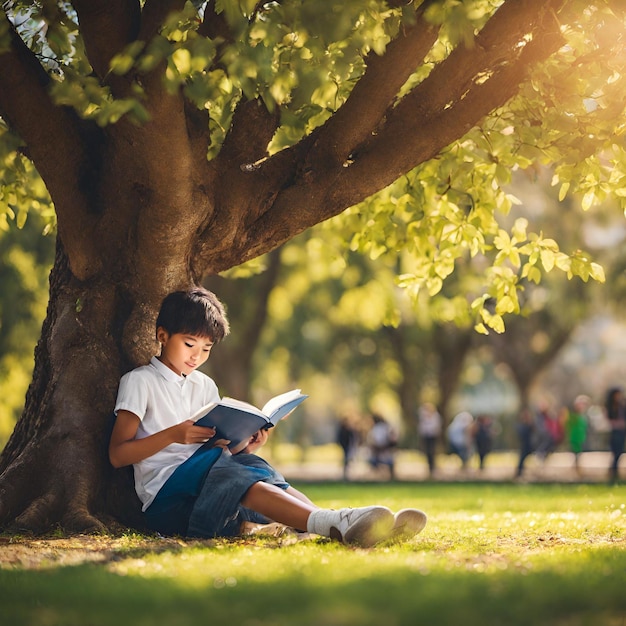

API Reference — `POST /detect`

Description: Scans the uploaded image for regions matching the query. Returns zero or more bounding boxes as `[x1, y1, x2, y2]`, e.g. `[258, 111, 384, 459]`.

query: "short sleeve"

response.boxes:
[114, 370, 150, 420]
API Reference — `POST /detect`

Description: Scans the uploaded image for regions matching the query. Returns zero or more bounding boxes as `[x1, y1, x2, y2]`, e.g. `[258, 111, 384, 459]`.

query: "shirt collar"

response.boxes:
[149, 355, 189, 384]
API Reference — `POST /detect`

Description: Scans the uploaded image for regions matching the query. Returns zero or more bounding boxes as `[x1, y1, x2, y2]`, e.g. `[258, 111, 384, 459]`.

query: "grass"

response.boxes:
[1, 482, 626, 626]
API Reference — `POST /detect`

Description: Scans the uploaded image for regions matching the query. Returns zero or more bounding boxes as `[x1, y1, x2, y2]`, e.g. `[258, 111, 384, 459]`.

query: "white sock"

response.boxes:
[306, 509, 338, 536]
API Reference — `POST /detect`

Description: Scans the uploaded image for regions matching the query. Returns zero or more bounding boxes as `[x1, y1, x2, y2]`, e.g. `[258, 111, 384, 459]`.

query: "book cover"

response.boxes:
[192, 389, 307, 447]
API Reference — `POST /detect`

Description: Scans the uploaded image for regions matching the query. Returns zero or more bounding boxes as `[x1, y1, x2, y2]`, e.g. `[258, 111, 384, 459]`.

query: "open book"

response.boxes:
[191, 389, 308, 448]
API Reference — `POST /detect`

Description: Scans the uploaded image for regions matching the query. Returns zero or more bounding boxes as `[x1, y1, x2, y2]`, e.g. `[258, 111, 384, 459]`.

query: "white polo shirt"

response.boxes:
[114, 356, 220, 510]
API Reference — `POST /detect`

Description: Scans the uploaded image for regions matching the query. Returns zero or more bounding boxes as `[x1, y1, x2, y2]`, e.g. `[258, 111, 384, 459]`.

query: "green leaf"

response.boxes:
[172, 48, 192, 74]
[540, 249, 556, 272]
[582, 190, 595, 210]
[487, 313, 505, 333]
[589, 263, 605, 283]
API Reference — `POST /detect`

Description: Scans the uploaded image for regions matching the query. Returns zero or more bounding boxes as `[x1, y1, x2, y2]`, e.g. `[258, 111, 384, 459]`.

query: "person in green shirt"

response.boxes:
[565, 395, 590, 474]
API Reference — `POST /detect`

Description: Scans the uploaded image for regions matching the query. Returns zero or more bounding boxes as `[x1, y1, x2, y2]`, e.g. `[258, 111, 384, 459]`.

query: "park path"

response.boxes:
[275, 450, 624, 484]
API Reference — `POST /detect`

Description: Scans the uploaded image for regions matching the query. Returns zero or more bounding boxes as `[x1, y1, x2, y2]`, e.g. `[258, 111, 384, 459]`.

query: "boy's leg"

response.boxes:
[241, 480, 315, 531]
[189, 454, 427, 545]
[241, 481, 396, 548]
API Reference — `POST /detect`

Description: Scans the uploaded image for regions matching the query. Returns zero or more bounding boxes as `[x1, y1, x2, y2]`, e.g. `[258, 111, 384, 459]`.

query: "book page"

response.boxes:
[219, 397, 264, 416]
[262, 389, 306, 421]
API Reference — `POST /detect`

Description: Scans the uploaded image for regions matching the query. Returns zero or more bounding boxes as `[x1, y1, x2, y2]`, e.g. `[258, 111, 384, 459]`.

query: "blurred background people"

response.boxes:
[516, 407, 535, 479]
[474, 414, 494, 471]
[367, 413, 398, 480]
[446, 411, 474, 470]
[417, 402, 442, 477]
[336, 414, 360, 481]
[534, 400, 563, 463]
[605, 387, 626, 484]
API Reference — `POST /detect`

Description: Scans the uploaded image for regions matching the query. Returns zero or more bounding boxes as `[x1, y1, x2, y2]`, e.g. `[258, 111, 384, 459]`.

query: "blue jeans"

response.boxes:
[146, 447, 290, 538]
[144, 444, 222, 536]
[187, 452, 289, 538]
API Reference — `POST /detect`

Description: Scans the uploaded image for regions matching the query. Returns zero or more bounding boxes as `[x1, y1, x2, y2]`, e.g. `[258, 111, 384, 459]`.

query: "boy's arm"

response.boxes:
[108, 410, 220, 468]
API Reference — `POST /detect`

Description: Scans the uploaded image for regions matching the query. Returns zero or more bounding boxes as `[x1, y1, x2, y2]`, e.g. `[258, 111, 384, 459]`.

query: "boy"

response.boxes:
[109, 287, 427, 546]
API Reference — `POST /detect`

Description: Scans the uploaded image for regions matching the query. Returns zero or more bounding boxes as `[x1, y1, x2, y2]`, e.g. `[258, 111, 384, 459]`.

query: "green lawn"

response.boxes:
[1, 482, 625, 626]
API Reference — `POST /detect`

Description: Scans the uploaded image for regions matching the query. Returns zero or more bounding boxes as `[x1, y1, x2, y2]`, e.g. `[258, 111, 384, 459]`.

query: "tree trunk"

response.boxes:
[434, 323, 475, 426]
[0, 243, 146, 531]
[488, 313, 575, 412]
[383, 324, 424, 446]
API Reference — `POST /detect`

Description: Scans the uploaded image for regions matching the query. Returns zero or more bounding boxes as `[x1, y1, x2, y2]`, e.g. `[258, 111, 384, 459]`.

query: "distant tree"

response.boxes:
[0, 1, 623, 532]
[202, 247, 283, 401]
[0, 213, 54, 447]
[486, 172, 607, 410]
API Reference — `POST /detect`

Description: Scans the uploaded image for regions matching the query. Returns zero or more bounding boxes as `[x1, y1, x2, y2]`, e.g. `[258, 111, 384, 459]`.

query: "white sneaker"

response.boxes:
[329, 506, 395, 547]
[390, 508, 427, 541]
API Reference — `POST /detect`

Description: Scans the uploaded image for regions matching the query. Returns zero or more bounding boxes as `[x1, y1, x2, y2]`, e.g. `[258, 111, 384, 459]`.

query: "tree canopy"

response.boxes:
[0, 0, 625, 532]
[2, 1, 624, 328]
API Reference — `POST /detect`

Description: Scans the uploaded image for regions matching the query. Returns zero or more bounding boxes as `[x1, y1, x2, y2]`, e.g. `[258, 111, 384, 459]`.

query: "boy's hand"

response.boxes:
[234, 428, 269, 455]
[173, 420, 218, 444]
[210, 438, 232, 450]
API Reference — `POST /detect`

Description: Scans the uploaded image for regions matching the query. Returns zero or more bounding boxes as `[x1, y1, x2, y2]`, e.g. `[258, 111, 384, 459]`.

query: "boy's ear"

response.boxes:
[156, 327, 170, 344]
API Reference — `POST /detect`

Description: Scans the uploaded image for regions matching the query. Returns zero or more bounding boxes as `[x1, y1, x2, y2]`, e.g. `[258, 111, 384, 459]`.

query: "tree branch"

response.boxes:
[0, 12, 101, 278]
[275, 0, 565, 212]
[124, 0, 187, 100]
[181, 0, 236, 167]
[191, 94, 281, 275]
[72, 0, 141, 85]
[306, 0, 439, 170]
[214, 0, 568, 267]
[220, 98, 280, 168]
[211, 1, 439, 231]
[336, 0, 568, 196]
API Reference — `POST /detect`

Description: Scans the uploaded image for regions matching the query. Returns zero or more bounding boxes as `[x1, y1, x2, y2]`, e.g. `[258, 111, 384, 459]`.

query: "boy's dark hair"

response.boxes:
[156, 288, 230, 343]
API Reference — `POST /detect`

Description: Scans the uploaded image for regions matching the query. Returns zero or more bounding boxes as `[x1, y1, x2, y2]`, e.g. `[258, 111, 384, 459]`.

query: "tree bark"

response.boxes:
[0, 244, 131, 531]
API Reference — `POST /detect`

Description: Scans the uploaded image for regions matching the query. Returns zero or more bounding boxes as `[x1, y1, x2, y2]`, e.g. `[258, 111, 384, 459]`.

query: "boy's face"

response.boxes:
[156, 329, 214, 376]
